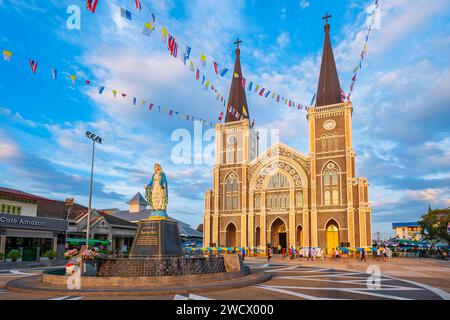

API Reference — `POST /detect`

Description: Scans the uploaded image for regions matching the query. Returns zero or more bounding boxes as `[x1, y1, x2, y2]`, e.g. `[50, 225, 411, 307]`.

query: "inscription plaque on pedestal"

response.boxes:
[130, 218, 182, 257]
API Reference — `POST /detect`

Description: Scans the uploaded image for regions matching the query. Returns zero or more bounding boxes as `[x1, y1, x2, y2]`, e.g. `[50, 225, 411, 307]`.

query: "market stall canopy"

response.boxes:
[66, 238, 110, 246]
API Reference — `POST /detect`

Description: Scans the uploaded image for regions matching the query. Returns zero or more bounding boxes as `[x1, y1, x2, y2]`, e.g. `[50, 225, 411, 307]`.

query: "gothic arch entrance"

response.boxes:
[270, 218, 287, 251]
[226, 223, 237, 247]
[326, 220, 339, 255]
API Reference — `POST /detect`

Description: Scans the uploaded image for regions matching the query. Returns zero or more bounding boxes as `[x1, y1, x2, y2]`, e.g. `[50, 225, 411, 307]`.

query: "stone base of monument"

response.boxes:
[97, 256, 225, 277]
[129, 217, 182, 257]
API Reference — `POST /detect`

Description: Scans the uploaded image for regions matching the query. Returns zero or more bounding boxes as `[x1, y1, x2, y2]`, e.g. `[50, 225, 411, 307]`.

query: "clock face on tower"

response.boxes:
[227, 135, 236, 145]
[323, 119, 336, 130]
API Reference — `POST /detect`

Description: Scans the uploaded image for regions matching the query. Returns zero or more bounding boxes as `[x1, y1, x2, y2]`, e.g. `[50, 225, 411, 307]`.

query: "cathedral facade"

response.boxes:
[203, 20, 372, 253]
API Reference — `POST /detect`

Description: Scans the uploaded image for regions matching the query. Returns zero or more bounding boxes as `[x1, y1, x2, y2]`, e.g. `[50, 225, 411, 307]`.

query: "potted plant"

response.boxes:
[43, 250, 57, 261]
[7, 250, 22, 262]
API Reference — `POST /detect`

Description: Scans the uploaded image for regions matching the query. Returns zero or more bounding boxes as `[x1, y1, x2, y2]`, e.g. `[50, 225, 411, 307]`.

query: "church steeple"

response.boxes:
[225, 38, 249, 123]
[316, 14, 342, 107]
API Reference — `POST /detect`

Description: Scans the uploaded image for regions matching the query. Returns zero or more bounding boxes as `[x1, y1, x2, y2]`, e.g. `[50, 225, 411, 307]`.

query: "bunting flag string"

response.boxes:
[99, 0, 308, 111]
[29, 59, 38, 73]
[86, 0, 99, 13]
[84, 0, 377, 110]
[1, 46, 215, 128]
[346, 0, 379, 101]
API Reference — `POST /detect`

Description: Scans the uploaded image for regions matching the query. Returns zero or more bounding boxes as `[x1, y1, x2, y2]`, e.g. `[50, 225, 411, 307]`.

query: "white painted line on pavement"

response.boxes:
[10, 270, 36, 276]
[65, 296, 83, 300]
[49, 296, 70, 300]
[266, 285, 423, 291]
[189, 293, 214, 300]
[173, 294, 189, 300]
[343, 289, 412, 300]
[264, 265, 300, 272]
[254, 285, 345, 300]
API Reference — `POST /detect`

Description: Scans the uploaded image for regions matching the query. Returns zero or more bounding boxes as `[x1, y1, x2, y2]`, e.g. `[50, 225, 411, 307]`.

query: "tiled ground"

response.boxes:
[0, 257, 448, 300]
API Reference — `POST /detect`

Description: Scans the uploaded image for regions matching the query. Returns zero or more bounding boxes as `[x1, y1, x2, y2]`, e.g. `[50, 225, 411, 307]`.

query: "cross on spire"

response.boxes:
[322, 12, 332, 24]
[234, 38, 242, 49]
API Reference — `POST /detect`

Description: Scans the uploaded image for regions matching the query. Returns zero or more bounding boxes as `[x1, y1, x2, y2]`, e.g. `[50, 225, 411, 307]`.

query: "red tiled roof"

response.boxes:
[0, 186, 53, 202]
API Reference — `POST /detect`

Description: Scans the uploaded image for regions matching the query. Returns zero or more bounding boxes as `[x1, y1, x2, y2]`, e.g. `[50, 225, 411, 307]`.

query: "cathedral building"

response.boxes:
[203, 19, 372, 253]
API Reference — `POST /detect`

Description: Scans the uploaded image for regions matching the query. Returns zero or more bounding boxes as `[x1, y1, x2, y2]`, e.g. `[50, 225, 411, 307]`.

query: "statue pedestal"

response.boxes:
[129, 216, 182, 257]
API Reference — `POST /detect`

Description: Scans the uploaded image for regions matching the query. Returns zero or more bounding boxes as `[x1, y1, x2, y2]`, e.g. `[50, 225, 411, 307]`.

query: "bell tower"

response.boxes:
[204, 40, 257, 247]
[307, 15, 369, 248]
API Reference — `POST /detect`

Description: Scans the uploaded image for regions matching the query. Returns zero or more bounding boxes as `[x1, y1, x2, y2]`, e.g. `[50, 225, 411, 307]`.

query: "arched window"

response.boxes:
[282, 194, 288, 208]
[232, 180, 238, 192]
[323, 171, 331, 186]
[327, 135, 333, 150]
[267, 172, 289, 189]
[323, 163, 339, 206]
[225, 173, 239, 210]
[255, 195, 261, 209]
[226, 147, 235, 164]
[332, 171, 338, 185]
[226, 180, 232, 192]
[333, 133, 339, 150]
[226, 196, 232, 210]
[266, 193, 290, 210]
[232, 196, 238, 209]
[296, 192, 303, 207]
[324, 190, 331, 206]
[321, 134, 327, 152]
[332, 188, 339, 205]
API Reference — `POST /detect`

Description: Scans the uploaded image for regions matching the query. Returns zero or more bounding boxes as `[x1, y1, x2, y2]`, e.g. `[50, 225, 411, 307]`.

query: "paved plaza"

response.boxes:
[0, 257, 448, 300]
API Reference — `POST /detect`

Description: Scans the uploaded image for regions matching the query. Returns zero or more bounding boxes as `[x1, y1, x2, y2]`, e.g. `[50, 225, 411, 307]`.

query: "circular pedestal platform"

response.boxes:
[6, 270, 270, 296]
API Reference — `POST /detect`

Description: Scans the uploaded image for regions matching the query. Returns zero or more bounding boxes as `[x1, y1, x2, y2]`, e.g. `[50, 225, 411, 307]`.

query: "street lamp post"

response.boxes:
[85, 131, 102, 248]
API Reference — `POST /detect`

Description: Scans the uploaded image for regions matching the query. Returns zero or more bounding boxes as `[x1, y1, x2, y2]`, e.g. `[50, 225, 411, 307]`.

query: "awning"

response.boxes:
[66, 238, 110, 246]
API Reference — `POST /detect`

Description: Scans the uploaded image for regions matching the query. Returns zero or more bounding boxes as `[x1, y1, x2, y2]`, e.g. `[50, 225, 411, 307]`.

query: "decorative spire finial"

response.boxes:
[322, 12, 332, 31]
[322, 12, 332, 24]
[234, 38, 242, 49]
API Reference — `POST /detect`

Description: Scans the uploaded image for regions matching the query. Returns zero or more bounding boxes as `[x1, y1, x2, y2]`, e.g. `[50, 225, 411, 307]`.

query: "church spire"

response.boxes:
[225, 38, 249, 123]
[316, 13, 342, 107]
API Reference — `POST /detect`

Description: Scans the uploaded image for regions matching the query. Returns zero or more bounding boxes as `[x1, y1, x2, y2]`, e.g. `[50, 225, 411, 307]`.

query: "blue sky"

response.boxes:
[0, 0, 449, 239]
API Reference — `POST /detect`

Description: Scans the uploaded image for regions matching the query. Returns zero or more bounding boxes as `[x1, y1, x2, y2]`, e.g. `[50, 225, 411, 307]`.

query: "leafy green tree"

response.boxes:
[419, 207, 450, 244]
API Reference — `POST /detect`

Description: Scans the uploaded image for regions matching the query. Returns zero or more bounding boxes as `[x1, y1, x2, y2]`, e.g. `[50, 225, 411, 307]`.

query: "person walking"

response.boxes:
[382, 247, 387, 262]
[281, 247, 286, 260]
[267, 247, 272, 262]
[242, 247, 246, 261]
[360, 249, 367, 262]
[376, 247, 381, 262]
[335, 248, 340, 261]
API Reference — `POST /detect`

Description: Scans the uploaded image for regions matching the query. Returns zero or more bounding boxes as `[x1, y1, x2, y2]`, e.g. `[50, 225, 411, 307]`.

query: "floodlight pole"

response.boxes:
[85, 131, 102, 249]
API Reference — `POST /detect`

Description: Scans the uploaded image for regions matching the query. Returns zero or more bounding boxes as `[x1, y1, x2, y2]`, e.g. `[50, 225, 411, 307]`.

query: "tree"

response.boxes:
[418, 207, 450, 244]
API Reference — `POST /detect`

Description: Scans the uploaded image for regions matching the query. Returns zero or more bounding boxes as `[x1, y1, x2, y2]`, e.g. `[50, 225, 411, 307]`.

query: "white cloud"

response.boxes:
[299, 0, 310, 9]
[276, 32, 290, 48]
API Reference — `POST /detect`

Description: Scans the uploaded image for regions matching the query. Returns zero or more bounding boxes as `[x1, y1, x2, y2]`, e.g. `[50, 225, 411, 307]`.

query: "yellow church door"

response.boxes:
[326, 224, 339, 255]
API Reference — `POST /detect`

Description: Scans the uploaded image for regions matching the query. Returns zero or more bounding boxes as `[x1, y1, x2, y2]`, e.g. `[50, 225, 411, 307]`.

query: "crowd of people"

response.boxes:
[266, 246, 328, 261]
[263, 246, 393, 262]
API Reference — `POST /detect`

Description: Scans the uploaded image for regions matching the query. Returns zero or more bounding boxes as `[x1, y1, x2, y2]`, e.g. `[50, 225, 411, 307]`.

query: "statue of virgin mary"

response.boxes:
[145, 163, 168, 217]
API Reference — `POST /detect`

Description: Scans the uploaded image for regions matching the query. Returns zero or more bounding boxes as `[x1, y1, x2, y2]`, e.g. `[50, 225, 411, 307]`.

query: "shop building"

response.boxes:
[0, 187, 68, 261]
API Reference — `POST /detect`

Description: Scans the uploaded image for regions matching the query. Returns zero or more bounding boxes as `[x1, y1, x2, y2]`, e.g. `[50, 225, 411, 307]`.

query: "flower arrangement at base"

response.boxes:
[63, 249, 78, 259]
[65, 262, 79, 276]
[80, 249, 98, 260]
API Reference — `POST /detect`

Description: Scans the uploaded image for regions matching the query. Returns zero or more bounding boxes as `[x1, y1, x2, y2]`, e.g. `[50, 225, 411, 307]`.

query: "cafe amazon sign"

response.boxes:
[0, 213, 68, 231]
